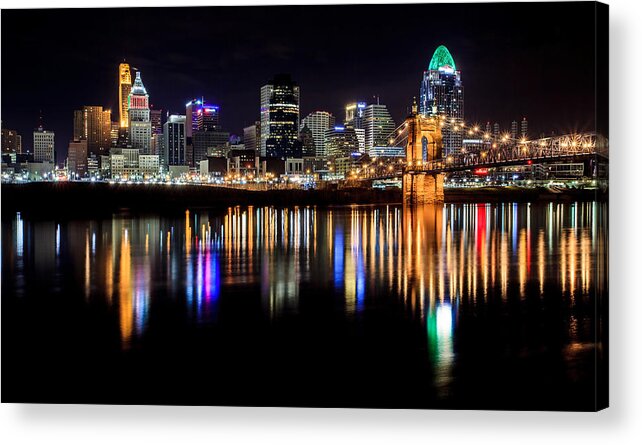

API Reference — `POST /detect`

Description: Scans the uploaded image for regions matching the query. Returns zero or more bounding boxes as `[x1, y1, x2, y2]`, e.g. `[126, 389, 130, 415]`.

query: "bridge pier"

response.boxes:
[403, 172, 444, 205]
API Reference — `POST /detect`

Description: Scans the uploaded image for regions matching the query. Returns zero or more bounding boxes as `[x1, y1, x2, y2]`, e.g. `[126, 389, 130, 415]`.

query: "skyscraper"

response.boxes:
[119, 63, 132, 128]
[150, 106, 163, 134]
[325, 126, 360, 158]
[299, 125, 316, 158]
[128, 71, 152, 154]
[67, 139, 88, 178]
[511, 120, 518, 140]
[520, 117, 528, 139]
[1, 128, 21, 154]
[301, 111, 335, 159]
[344, 102, 366, 129]
[163, 114, 186, 167]
[363, 103, 396, 155]
[260, 74, 300, 158]
[243, 122, 260, 153]
[33, 124, 55, 163]
[419, 45, 464, 156]
[73, 106, 112, 158]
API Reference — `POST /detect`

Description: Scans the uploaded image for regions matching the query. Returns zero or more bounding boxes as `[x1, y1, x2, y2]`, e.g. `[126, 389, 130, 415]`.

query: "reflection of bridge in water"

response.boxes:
[387, 104, 608, 205]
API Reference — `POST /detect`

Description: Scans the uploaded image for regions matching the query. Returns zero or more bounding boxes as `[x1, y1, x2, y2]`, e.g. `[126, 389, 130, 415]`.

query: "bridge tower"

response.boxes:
[402, 99, 445, 205]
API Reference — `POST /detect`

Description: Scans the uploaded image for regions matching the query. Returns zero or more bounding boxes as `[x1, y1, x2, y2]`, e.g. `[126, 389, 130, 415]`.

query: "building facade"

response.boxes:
[119, 63, 132, 128]
[363, 103, 395, 155]
[419, 45, 464, 156]
[128, 72, 152, 154]
[325, 126, 360, 159]
[33, 125, 55, 163]
[1, 128, 21, 154]
[301, 111, 335, 159]
[243, 122, 260, 153]
[67, 139, 88, 178]
[163, 114, 187, 167]
[344, 102, 366, 129]
[260, 74, 300, 158]
[73, 106, 112, 158]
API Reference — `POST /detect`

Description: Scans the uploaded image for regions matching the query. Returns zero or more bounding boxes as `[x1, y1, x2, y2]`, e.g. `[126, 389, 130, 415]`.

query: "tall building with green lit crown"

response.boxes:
[419, 45, 464, 156]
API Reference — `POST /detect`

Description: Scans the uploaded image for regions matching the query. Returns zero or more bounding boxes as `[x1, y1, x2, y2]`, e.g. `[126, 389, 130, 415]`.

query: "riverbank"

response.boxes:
[0, 182, 606, 219]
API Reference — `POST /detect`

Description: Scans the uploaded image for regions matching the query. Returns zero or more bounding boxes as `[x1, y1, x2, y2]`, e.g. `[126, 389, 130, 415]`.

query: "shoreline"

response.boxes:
[0, 182, 607, 219]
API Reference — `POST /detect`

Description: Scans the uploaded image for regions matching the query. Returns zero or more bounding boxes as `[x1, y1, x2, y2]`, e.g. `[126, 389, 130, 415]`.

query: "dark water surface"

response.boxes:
[2, 203, 607, 409]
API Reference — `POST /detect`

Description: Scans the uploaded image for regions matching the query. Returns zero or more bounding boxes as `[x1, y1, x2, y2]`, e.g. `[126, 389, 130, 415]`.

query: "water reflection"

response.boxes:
[2, 202, 607, 396]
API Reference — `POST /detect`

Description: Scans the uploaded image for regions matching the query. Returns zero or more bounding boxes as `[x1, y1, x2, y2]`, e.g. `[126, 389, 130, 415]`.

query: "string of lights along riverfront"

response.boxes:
[1, 45, 608, 194]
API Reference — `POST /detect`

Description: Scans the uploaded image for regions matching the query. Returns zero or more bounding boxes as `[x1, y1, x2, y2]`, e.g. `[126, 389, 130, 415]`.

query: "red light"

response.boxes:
[527, 160, 532, 165]
[473, 168, 488, 176]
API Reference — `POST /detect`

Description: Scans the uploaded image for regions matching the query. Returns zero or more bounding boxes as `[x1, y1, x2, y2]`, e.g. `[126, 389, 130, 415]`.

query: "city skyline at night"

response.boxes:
[1, 3, 605, 161]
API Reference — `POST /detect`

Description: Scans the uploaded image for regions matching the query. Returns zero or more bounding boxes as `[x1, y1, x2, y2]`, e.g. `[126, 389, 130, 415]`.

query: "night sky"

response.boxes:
[1, 2, 602, 162]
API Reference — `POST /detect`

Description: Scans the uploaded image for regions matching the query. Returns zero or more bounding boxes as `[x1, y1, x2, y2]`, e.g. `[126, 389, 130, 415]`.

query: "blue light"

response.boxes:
[334, 126, 345, 131]
[357, 102, 366, 108]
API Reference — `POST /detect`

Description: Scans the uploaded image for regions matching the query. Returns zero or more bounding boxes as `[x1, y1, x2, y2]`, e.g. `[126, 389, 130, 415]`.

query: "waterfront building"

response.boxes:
[344, 102, 366, 129]
[163, 114, 187, 167]
[67, 139, 88, 178]
[119, 63, 132, 128]
[33, 125, 55, 163]
[363, 103, 395, 155]
[419, 45, 464, 156]
[260, 74, 300, 158]
[139, 154, 160, 178]
[128, 72, 152, 154]
[243, 122, 260, 153]
[73, 106, 112, 158]
[301, 111, 335, 159]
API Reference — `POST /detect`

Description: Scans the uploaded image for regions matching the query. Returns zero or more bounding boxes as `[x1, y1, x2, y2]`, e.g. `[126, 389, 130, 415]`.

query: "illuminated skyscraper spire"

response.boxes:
[419, 45, 464, 156]
[119, 62, 132, 128]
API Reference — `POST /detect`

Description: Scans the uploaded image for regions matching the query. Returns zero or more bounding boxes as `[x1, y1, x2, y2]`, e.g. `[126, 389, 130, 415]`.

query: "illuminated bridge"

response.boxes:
[385, 107, 608, 204]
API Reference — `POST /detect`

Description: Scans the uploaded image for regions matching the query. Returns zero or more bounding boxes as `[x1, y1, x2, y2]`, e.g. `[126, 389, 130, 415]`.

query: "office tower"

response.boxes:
[163, 114, 186, 167]
[419, 45, 464, 156]
[511, 120, 518, 140]
[67, 139, 88, 178]
[128, 71, 152, 154]
[186, 99, 221, 137]
[197, 103, 220, 131]
[119, 63, 132, 128]
[325, 126, 360, 158]
[192, 130, 230, 164]
[300, 125, 316, 157]
[110, 122, 119, 146]
[301, 111, 335, 159]
[363, 103, 396, 155]
[1, 128, 21, 154]
[33, 124, 55, 163]
[243, 122, 260, 153]
[150, 106, 163, 134]
[344, 102, 366, 129]
[73, 106, 112, 157]
[260, 74, 300, 158]
[485, 122, 492, 136]
[520, 117, 528, 139]
[493, 122, 500, 139]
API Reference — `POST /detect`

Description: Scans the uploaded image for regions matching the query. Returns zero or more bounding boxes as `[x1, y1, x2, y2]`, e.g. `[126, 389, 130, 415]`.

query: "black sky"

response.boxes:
[1, 2, 601, 161]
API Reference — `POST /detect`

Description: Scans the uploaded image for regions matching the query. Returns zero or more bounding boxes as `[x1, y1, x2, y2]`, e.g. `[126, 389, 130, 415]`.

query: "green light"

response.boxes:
[429, 45, 456, 71]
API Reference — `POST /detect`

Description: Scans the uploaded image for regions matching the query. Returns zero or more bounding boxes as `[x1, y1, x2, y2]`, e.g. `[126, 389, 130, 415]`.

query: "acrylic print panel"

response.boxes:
[0, 2, 608, 411]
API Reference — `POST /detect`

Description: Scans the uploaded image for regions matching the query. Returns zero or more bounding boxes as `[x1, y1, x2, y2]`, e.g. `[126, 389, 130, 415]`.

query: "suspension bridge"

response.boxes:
[384, 102, 608, 205]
